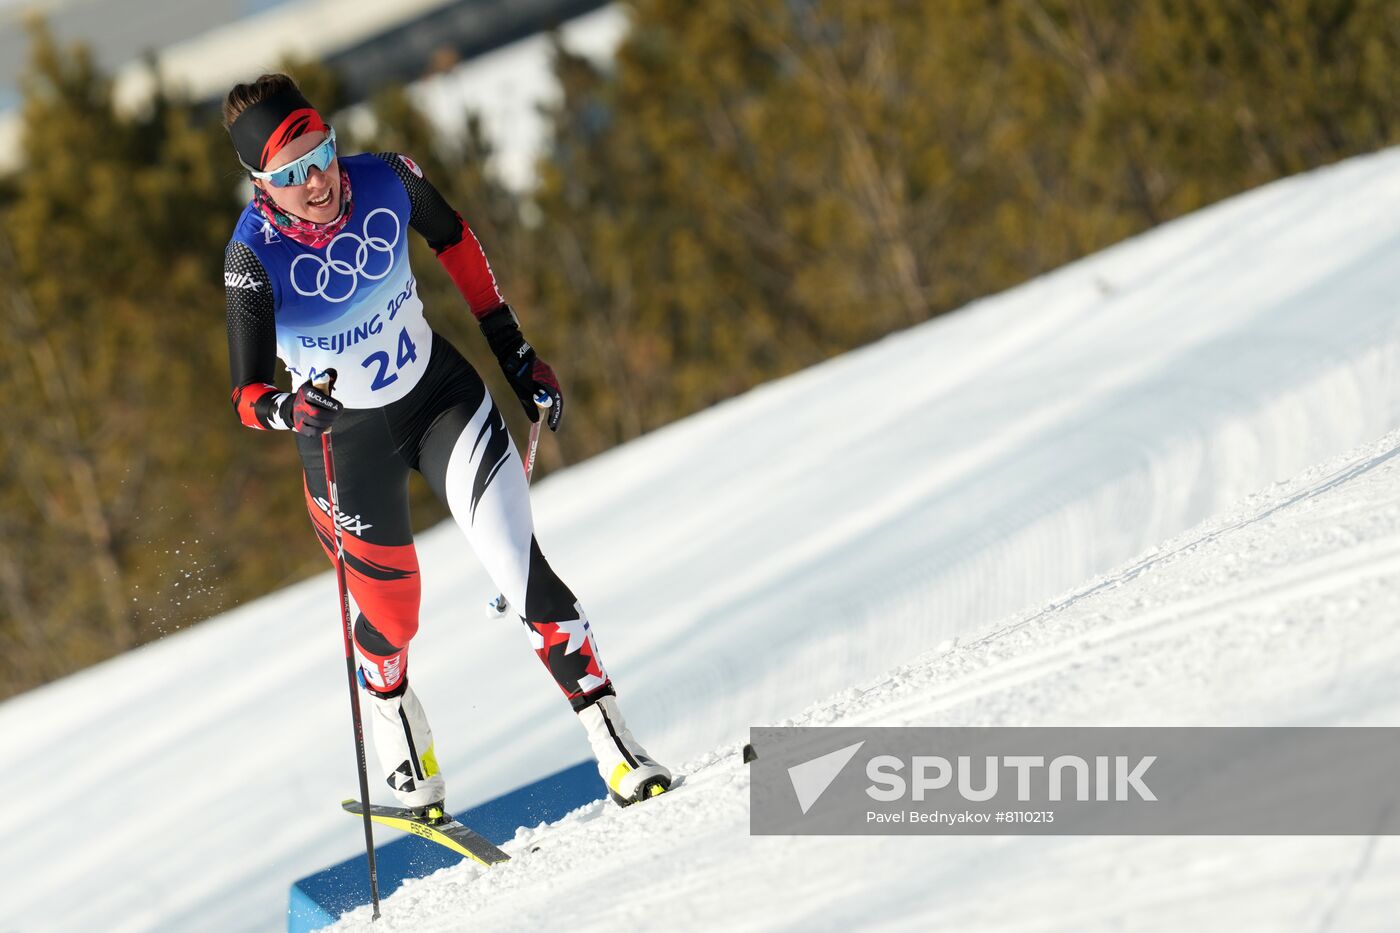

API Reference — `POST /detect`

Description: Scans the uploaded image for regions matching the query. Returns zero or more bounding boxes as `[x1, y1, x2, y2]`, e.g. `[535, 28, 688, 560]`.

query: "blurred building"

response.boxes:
[0, 0, 616, 181]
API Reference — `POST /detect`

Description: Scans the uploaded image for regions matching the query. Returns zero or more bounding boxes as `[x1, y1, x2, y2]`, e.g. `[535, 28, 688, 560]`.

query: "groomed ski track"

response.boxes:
[331, 426, 1400, 932]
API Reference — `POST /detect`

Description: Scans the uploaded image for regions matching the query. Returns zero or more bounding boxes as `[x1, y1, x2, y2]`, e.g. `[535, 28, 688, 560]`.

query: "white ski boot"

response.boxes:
[364, 681, 446, 814]
[578, 693, 672, 806]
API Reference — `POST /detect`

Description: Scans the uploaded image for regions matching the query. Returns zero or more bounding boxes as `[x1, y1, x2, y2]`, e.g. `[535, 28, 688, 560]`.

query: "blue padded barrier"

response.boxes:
[289, 759, 603, 931]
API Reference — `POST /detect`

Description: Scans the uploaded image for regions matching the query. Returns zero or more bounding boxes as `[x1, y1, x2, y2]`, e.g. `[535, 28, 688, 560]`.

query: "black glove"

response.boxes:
[479, 304, 564, 431]
[281, 375, 343, 436]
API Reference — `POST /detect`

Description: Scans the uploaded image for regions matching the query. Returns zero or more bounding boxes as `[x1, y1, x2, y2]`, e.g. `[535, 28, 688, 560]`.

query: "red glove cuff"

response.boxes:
[231, 382, 279, 430]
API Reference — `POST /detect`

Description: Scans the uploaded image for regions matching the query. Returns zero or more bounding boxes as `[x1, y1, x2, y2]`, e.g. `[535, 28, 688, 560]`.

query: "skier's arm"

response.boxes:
[225, 242, 344, 435]
[226, 243, 344, 437]
[225, 241, 294, 431]
[372, 152, 564, 430]
[371, 152, 505, 316]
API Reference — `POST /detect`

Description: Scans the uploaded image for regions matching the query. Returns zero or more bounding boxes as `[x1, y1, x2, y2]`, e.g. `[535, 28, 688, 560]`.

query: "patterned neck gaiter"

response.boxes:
[253, 165, 354, 249]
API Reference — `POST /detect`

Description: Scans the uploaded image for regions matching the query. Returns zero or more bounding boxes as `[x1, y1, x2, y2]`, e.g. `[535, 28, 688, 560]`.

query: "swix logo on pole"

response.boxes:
[312, 494, 374, 536]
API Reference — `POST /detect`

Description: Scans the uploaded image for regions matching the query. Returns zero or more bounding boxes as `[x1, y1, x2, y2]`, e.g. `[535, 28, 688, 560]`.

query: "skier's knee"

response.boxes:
[354, 612, 416, 693]
[355, 611, 411, 654]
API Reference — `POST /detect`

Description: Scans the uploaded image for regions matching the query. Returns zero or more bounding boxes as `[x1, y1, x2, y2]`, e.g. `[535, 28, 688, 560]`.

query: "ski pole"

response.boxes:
[486, 389, 553, 617]
[313, 371, 381, 921]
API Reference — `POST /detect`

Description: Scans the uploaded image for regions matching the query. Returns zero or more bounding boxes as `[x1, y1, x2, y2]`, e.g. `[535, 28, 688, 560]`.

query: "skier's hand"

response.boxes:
[526, 358, 564, 430]
[479, 304, 565, 431]
[283, 374, 343, 436]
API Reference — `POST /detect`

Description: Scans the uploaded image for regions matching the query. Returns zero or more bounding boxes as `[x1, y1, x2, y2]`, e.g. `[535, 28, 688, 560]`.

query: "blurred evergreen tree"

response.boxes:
[3, 1, 1399, 696]
[0, 27, 325, 694]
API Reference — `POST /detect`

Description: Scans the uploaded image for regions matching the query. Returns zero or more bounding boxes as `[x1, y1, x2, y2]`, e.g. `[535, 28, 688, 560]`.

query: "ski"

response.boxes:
[341, 799, 511, 866]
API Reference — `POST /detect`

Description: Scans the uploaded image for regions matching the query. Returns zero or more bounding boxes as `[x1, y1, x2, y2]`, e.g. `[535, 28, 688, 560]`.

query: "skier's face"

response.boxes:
[254, 130, 341, 224]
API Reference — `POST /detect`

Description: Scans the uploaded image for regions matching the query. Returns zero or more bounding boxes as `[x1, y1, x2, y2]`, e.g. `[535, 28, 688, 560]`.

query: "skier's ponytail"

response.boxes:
[221, 73, 301, 131]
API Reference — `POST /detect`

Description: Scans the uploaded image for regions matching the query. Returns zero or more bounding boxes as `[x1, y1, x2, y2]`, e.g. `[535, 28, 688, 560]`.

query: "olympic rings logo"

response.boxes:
[290, 208, 401, 303]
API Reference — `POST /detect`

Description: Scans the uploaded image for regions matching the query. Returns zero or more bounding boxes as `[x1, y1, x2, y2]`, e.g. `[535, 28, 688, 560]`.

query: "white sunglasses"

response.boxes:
[243, 128, 337, 188]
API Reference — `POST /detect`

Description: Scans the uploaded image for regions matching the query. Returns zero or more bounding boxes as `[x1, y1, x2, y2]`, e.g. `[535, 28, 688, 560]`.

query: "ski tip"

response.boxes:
[743, 742, 757, 764]
[341, 798, 363, 812]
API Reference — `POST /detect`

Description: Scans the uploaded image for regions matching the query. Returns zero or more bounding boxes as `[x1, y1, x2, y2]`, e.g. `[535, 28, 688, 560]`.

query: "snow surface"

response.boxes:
[4, 144, 1400, 930]
[330, 425, 1400, 932]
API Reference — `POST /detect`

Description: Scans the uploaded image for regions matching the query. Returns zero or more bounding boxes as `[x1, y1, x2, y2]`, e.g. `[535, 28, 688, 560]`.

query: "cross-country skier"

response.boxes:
[221, 73, 671, 819]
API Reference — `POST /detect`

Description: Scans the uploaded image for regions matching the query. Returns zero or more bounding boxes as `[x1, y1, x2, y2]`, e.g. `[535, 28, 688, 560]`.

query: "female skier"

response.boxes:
[221, 74, 671, 819]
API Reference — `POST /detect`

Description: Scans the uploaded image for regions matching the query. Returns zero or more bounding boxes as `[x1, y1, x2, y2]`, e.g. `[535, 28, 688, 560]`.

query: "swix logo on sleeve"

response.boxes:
[224, 271, 262, 290]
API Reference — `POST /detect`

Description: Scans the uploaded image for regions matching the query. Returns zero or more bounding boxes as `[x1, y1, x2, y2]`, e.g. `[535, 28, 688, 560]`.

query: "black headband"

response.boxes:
[228, 86, 328, 171]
